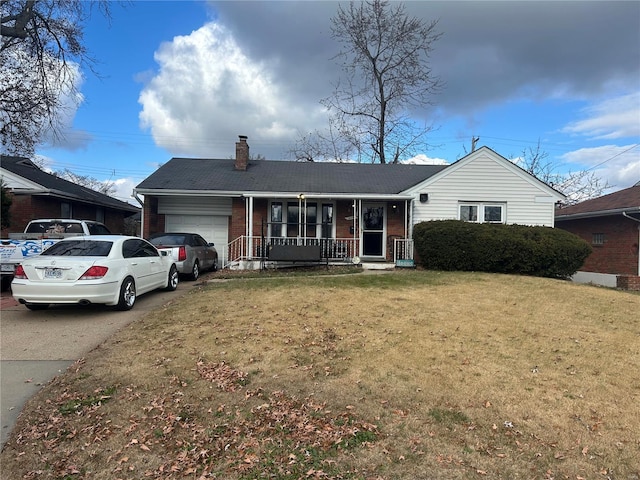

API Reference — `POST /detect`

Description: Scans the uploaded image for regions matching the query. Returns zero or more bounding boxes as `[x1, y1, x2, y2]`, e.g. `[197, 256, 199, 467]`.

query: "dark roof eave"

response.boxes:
[27, 189, 139, 212]
[555, 206, 640, 221]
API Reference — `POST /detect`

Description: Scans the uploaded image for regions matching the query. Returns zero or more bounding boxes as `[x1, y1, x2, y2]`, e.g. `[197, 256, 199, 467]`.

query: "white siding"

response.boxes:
[158, 196, 232, 216]
[406, 149, 562, 227]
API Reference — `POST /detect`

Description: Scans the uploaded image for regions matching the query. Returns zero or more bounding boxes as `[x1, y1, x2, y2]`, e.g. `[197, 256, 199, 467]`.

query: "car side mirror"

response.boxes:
[209, 243, 215, 246]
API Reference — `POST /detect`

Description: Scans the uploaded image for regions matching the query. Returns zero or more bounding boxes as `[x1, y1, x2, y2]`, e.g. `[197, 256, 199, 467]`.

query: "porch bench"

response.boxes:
[267, 244, 328, 268]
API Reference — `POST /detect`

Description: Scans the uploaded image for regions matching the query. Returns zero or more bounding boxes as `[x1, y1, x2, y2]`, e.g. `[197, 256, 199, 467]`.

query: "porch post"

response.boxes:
[247, 196, 254, 258]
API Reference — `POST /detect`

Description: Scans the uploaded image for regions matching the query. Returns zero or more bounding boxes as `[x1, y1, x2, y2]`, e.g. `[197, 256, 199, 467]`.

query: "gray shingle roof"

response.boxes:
[136, 158, 448, 195]
[1, 155, 139, 212]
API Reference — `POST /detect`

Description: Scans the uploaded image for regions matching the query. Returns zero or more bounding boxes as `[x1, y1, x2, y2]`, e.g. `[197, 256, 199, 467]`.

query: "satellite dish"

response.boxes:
[352, 256, 360, 264]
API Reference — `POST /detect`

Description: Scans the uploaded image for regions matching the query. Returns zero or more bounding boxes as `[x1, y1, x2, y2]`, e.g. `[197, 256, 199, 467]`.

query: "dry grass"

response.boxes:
[1, 270, 639, 480]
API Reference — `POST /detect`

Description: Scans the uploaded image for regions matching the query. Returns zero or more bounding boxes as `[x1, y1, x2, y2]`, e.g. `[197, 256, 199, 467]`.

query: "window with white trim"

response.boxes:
[459, 203, 505, 223]
[270, 201, 330, 238]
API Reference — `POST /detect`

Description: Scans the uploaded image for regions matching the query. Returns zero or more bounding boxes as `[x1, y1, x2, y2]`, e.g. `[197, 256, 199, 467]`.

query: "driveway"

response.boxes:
[0, 279, 200, 449]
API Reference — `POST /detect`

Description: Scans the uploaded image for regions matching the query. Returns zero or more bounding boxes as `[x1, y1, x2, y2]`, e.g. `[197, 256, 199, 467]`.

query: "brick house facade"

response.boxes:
[135, 137, 564, 268]
[555, 184, 640, 290]
[1, 156, 140, 236]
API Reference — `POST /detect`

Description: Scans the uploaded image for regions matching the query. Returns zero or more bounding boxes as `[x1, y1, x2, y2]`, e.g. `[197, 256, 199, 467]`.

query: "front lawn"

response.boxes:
[2, 271, 638, 479]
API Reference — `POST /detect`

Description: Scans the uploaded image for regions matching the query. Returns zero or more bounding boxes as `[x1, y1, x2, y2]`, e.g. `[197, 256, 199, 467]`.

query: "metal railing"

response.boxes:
[394, 238, 414, 263]
[225, 236, 360, 268]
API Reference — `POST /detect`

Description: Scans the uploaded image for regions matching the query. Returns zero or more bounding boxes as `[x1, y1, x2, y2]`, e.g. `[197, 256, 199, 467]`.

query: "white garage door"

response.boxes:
[165, 215, 229, 267]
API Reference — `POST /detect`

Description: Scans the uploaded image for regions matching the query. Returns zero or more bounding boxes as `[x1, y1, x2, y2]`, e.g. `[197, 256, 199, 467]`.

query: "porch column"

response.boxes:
[246, 196, 254, 258]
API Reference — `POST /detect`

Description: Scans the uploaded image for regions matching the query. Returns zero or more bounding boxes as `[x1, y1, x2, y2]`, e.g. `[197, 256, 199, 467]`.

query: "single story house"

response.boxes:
[555, 183, 640, 290]
[135, 136, 564, 269]
[1, 155, 140, 236]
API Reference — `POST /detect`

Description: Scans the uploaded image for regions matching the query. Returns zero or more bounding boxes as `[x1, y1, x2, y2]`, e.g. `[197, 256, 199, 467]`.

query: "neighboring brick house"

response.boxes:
[555, 183, 640, 290]
[135, 136, 564, 269]
[1, 155, 140, 236]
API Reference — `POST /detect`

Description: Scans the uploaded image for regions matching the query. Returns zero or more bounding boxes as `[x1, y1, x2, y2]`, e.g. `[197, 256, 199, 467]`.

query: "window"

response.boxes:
[287, 202, 300, 237]
[270, 203, 283, 237]
[123, 239, 159, 258]
[41, 240, 112, 257]
[321, 204, 334, 238]
[484, 205, 504, 223]
[270, 200, 325, 238]
[61, 202, 72, 218]
[592, 233, 605, 246]
[460, 205, 478, 222]
[459, 203, 505, 223]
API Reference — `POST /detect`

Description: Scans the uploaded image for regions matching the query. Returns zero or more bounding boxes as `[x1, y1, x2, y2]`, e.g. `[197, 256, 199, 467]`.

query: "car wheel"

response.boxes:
[190, 260, 200, 280]
[165, 265, 179, 291]
[117, 277, 136, 311]
[25, 303, 49, 311]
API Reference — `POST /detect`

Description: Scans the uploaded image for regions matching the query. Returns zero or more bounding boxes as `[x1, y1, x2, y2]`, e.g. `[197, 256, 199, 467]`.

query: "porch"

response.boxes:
[225, 235, 414, 270]
[224, 196, 415, 269]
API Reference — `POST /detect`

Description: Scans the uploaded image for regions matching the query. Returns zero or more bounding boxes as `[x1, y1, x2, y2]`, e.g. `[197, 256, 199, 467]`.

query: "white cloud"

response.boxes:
[561, 92, 640, 140]
[560, 144, 640, 190]
[138, 22, 325, 159]
[110, 178, 140, 206]
[403, 154, 449, 166]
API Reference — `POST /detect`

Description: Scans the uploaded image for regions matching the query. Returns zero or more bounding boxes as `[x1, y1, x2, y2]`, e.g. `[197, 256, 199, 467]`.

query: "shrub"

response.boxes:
[413, 220, 592, 279]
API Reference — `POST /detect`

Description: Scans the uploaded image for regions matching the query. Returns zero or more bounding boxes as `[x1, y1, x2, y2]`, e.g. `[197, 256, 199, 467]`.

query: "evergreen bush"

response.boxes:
[413, 220, 592, 279]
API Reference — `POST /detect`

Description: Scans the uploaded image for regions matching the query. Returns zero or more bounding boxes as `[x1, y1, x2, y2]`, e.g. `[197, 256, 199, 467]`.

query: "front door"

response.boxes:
[362, 203, 385, 258]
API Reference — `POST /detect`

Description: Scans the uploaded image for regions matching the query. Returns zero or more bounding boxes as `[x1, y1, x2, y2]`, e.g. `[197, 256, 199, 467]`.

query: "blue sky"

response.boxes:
[36, 1, 640, 205]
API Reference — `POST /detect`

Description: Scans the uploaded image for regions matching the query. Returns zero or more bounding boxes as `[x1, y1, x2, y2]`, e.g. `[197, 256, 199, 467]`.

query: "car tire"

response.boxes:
[25, 303, 49, 311]
[165, 265, 179, 291]
[190, 260, 200, 281]
[116, 277, 136, 311]
[1, 276, 12, 292]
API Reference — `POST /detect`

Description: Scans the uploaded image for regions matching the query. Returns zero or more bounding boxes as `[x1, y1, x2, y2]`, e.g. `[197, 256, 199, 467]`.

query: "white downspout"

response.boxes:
[622, 211, 640, 275]
[133, 193, 144, 236]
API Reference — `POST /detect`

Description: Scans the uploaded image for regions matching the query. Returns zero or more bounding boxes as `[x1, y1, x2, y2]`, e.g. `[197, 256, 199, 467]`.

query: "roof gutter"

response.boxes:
[555, 206, 640, 221]
[242, 192, 415, 200]
[133, 189, 415, 201]
[622, 211, 640, 224]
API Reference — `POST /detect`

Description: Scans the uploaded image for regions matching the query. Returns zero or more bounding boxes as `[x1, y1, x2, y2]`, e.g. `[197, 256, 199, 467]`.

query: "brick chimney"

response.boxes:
[235, 135, 249, 171]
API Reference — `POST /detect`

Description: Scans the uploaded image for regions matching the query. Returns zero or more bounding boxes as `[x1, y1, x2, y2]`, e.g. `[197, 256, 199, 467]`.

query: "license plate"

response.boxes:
[1, 264, 14, 272]
[44, 268, 63, 279]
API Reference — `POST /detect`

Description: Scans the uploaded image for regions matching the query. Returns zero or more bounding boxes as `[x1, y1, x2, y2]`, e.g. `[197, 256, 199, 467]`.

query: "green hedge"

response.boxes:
[412, 220, 592, 279]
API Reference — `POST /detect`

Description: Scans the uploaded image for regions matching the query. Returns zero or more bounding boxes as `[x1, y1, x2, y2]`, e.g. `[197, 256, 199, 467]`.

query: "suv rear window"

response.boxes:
[41, 240, 113, 257]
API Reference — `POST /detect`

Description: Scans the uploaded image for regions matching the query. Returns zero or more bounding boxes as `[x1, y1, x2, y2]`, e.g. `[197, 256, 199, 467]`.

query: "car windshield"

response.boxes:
[149, 234, 186, 245]
[40, 240, 113, 257]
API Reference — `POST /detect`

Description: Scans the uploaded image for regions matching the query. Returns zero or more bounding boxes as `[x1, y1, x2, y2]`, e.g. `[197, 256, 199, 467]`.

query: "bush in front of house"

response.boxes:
[412, 220, 592, 279]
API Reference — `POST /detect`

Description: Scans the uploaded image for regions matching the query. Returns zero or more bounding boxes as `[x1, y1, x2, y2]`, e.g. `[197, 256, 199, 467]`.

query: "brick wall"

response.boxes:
[2, 194, 132, 237]
[143, 197, 164, 237]
[617, 275, 640, 291]
[556, 215, 640, 275]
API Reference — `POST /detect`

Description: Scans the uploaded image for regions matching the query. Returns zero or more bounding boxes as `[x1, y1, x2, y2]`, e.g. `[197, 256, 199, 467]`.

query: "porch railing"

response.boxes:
[394, 238, 415, 266]
[225, 236, 360, 268]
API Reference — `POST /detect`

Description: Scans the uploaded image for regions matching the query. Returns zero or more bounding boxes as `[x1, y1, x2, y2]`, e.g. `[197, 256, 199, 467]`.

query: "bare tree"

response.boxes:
[304, 0, 442, 164]
[516, 140, 611, 204]
[1, 0, 113, 156]
[54, 168, 116, 196]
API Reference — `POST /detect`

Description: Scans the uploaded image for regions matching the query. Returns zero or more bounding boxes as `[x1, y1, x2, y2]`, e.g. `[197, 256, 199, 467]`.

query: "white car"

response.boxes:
[11, 235, 179, 311]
